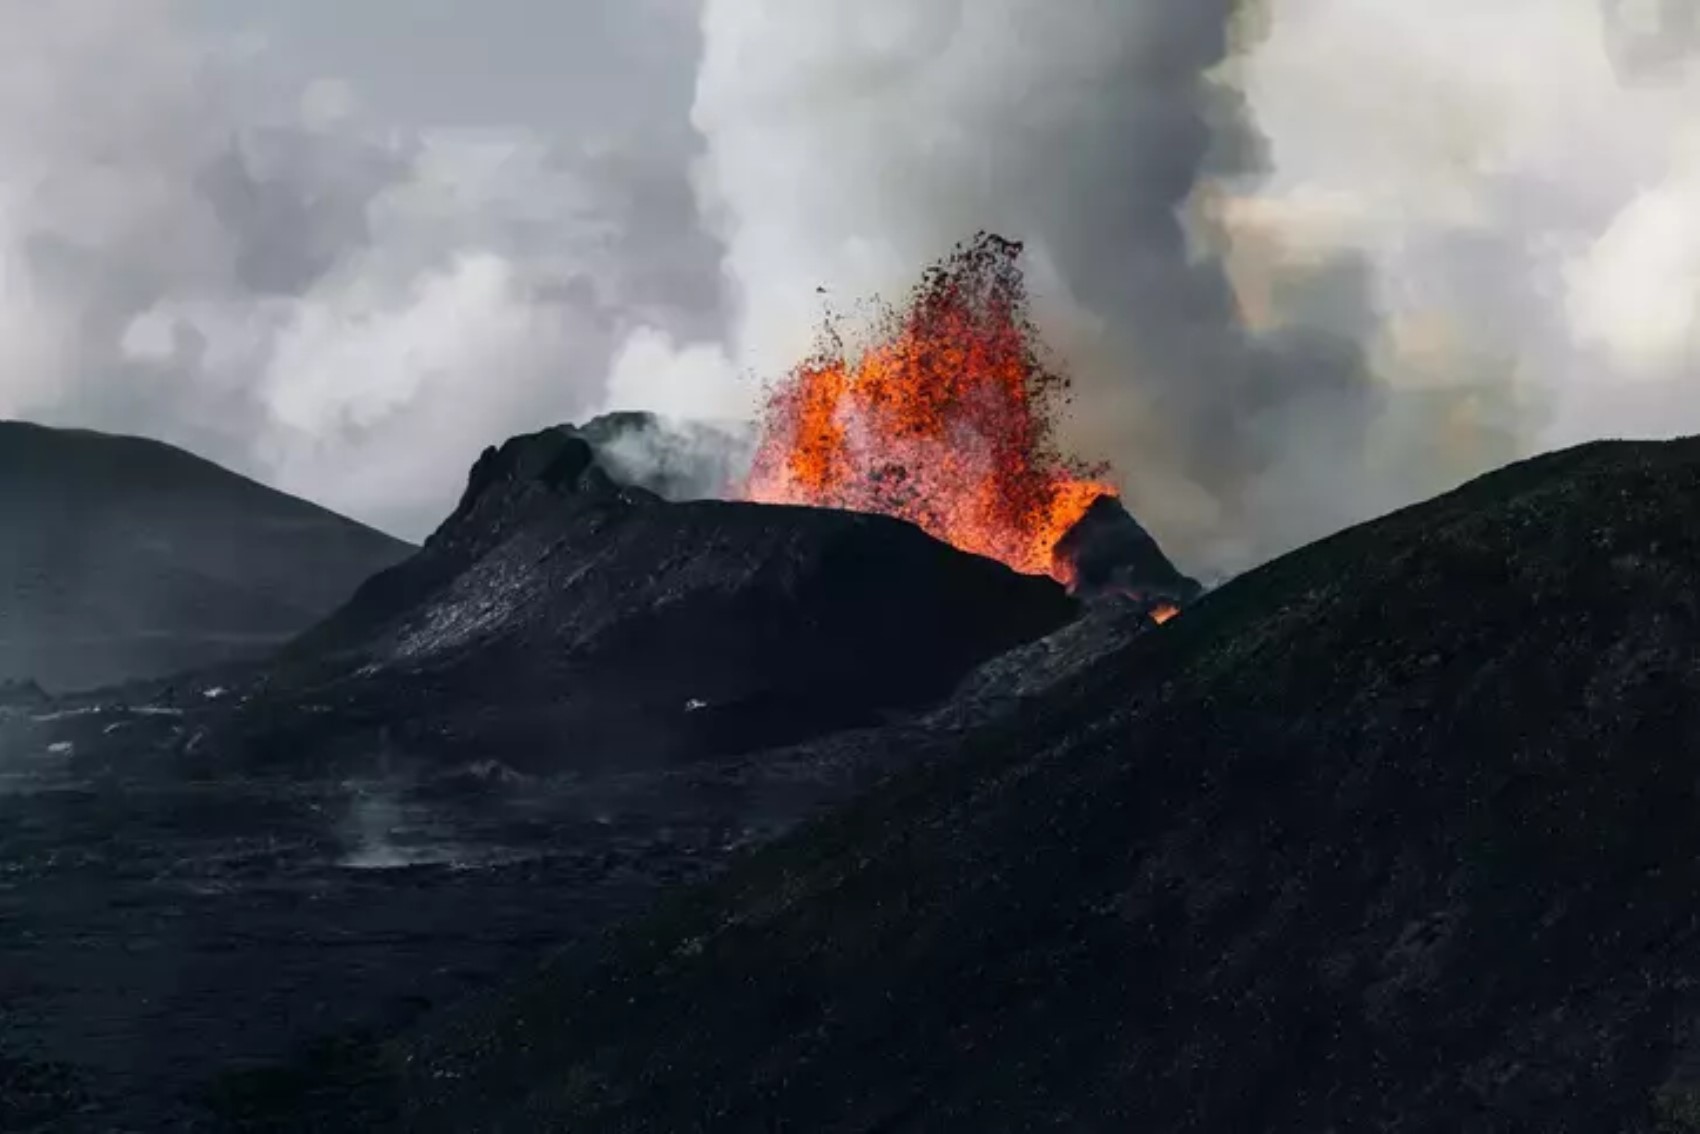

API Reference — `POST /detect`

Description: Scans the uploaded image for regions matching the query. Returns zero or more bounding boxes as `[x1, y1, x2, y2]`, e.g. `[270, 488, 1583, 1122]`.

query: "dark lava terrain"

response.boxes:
[283, 437, 1700, 1133]
[0, 422, 409, 691]
[238, 422, 1076, 776]
[0, 422, 1078, 1130]
[28, 412, 1700, 1133]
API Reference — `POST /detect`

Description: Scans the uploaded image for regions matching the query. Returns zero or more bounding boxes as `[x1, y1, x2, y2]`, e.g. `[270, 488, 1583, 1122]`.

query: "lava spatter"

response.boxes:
[742, 233, 1113, 580]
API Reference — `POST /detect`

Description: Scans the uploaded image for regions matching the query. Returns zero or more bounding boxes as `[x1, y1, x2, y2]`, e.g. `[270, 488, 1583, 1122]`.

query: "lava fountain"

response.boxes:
[742, 233, 1114, 581]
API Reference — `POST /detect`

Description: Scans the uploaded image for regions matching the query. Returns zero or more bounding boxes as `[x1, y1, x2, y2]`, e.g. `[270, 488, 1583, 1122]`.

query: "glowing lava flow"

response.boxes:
[742, 233, 1113, 580]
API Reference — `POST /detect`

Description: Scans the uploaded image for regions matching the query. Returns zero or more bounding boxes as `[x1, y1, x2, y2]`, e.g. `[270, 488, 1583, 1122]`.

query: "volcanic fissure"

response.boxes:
[741, 233, 1118, 584]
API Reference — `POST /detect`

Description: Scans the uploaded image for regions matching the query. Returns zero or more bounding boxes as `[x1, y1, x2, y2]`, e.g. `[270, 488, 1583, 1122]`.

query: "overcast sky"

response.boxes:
[5, 1, 1699, 572]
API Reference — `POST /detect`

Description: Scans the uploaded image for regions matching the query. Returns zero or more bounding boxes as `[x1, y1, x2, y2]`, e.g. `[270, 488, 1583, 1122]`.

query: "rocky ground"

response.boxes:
[0, 420, 1088, 1130]
[0, 685, 931, 1130]
[276, 437, 1700, 1133]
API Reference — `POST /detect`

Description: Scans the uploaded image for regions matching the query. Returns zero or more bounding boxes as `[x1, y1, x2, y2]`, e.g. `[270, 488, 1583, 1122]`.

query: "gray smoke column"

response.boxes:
[688, 0, 1393, 572]
[684, 0, 1700, 574]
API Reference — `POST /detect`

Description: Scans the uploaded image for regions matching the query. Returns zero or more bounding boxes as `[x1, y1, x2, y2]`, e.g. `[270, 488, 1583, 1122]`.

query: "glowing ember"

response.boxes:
[742, 233, 1113, 580]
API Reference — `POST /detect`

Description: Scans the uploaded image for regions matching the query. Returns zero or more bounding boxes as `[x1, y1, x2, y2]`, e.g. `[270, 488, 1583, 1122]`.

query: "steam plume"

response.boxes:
[685, 0, 1386, 571]
[680, 0, 1700, 571]
[7, 2, 1700, 573]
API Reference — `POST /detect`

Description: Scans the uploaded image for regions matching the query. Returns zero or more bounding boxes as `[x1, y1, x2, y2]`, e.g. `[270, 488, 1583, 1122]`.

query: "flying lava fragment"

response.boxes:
[742, 232, 1114, 581]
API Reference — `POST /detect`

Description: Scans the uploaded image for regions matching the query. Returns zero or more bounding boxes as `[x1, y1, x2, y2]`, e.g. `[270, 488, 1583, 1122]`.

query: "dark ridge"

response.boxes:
[286, 427, 617, 658]
[333, 434, 1700, 1133]
[240, 423, 1080, 777]
[1052, 492, 1203, 604]
[0, 421, 410, 691]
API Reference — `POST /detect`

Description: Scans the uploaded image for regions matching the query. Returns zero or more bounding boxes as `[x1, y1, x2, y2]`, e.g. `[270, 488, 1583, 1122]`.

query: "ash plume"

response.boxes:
[676, 0, 1700, 573]
[686, 0, 1390, 572]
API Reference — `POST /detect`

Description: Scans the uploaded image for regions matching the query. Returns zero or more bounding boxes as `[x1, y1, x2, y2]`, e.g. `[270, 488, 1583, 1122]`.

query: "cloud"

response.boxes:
[1565, 153, 1700, 377]
[10, 0, 1700, 573]
[1235, 0, 1700, 469]
[685, 0, 1395, 570]
[605, 328, 747, 424]
[678, 0, 1700, 571]
[0, 0, 717, 540]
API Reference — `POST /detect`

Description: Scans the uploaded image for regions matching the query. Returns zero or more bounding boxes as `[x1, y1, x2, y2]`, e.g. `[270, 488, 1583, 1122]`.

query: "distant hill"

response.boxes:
[0, 422, 411, 691]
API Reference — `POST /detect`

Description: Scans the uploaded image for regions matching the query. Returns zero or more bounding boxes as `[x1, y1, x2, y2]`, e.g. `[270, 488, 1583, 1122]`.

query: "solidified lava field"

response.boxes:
[0, 685, 910, 1129]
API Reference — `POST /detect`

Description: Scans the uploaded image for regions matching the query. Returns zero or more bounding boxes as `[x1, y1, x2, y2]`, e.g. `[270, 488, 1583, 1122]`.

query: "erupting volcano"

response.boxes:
[742, 233, 1114, 581]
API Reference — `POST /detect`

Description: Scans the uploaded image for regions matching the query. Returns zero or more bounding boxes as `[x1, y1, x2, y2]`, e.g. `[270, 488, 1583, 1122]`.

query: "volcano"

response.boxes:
[237, 420, 1078, 775]
[743, 233, 1190, 605]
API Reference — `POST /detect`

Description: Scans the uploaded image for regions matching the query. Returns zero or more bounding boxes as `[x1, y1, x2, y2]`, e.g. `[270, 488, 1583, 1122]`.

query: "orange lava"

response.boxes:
[1150, 603, 1180, 625]
[742, 233, 1113, 579]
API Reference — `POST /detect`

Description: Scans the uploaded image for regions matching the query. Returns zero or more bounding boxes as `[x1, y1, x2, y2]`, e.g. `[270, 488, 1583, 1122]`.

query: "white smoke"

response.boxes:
[0, 0, 717, 539]
[663, 1, 1398, 570]
[605, 327, 748, 424]
[1236, 0, 1700, 454]
[669, 0, 1700, 572]
[9, 1, 1700, 573]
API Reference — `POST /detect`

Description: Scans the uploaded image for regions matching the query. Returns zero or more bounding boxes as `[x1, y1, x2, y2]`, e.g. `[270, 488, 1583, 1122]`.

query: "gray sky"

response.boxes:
[185, 0, 700, 134]
[6, 1, 1700, 571]
[1, 0, 720, 539]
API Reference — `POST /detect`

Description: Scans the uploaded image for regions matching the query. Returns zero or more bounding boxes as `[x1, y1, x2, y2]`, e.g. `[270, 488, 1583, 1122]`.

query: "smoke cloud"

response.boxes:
[7, 2, 1700, 573]
[1234, 0, 1700, 499]
[682, 0, 1387, 571]
[679, 0, 1700, 571]
[0, 0, 718, 539]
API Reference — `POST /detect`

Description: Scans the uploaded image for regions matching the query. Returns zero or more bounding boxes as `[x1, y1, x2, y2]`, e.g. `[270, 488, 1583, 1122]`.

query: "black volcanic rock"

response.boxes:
[1052, 493, 1202, 605]
[0, 422, 410, 691]
[2, 421, 1080, 1130]
[236, 423, 1078, 775]
[353, 437, 1700, 1133]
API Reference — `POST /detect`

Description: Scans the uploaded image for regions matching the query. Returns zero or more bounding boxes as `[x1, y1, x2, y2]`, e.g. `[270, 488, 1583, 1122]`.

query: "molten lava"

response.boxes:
[742, 233, 1113, 580]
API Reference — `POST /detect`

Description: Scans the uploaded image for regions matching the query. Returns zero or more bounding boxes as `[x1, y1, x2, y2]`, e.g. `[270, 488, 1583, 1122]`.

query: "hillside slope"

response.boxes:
[0, 422, 410, 690]
[364, 437, 1700, 1133]
[226, 423, 1077, 776]
[1, 421, 1085, 1130]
